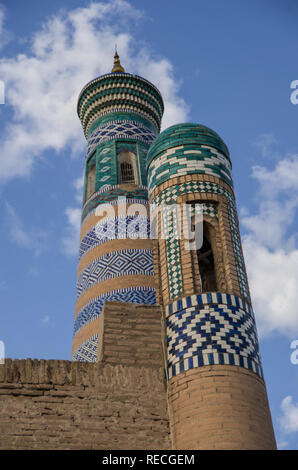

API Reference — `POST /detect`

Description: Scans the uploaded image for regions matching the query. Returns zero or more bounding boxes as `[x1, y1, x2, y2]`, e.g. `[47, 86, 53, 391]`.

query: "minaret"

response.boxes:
[72, 55, 276, 450]
[147, 123, 277, 449]
[72, 53, 164, 360]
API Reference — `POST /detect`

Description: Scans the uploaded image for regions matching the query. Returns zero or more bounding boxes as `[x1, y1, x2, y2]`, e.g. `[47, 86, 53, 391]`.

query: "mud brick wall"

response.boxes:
[99, 302, 166, 367]
[0, 359, 171, 450]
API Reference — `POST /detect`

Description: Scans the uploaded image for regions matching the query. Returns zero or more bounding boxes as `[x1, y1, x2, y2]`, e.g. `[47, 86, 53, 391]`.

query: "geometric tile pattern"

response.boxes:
[166, 293, 262, 379]
[147, 122, 230, 168]
[73, 286, 157, 337]
[76, 249, 154, 299]
[165, 208, 183, 299]
[158, 202, 214, 301]
[72, 334, 98, 362]
[82, 199, 149, 227]
[147, 144, 233, 193]
[228, 200, 250, 299]
[82, 187, 149, 222]
[156, 200, 218, 300]
[150, 181, 230, 205]
[165, 292, 253, 317]
[189, 201, 218, 220]
[151, 182, 250, 301]
[79, 215, 150, 260]
[86, 120, 156, 158]
[78, 72, 164, 137]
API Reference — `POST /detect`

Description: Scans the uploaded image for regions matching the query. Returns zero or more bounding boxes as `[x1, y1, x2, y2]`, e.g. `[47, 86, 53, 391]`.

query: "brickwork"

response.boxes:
[146, 123, 276, 449]
[0, 359, 170, 450]
[99, 302, 165, 366]
[73, 69, 164, 360]
[168, 366, 276, 449]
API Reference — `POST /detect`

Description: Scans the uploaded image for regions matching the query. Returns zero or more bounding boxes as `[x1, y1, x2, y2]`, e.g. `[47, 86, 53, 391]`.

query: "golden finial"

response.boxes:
[112, 46, 125, 73]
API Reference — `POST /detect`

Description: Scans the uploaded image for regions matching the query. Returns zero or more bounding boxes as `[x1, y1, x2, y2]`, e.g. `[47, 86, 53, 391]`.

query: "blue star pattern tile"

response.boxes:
[166, 293, 262, 379]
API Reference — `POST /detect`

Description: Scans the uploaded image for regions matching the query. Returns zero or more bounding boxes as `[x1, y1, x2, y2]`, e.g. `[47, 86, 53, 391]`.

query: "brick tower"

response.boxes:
[147, 124, 276, 449]
[72, 52, 163, 360]
[72, 54, 276, 449]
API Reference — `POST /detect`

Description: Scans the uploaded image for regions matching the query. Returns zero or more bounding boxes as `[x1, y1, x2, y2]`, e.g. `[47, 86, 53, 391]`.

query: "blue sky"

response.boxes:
[0, 0, 298, 449]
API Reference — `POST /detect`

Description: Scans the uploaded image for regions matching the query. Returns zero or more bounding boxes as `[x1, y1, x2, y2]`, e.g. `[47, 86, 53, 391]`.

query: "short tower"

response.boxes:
[147, 124, 276, 449]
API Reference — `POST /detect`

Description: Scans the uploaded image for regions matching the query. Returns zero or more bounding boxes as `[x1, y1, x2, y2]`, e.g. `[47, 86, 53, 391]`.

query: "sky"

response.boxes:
[0, 0, 298, 449]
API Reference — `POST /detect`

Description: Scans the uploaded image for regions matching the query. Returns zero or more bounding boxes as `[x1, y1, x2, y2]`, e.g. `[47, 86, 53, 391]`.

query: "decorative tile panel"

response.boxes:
[76, 249, 154, 299]
[79, 215, 150, 260]
[73, 287, 156, 337]
[72, 334, 98, 362]
[151, 182, 249, 301]
[147, 144, 233, 192]
[86, 120, 156, 158]
[82, 199, 149, 225]
[77, 72, 164, 137]
[82, 186, 149, 222]
[166, 293, 262, 379]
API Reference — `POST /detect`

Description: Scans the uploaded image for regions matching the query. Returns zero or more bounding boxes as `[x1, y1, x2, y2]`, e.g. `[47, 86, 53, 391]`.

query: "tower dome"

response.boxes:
[147, 122, 232, 196]
[77, 67, 164, 139]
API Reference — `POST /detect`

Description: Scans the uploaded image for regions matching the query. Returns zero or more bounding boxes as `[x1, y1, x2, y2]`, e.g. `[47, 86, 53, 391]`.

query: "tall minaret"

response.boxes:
[147, 123, 276, 449]
[72, 53, 164, 360]
[72, 55, 276, 450]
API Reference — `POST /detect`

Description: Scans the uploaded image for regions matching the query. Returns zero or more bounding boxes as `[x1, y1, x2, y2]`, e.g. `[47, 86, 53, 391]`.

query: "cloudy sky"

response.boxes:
[0, 0, 298, 449]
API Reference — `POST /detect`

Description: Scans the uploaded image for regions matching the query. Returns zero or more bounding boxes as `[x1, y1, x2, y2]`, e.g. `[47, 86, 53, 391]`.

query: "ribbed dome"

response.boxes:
[77, 72, 164, 138]
[146, 123, 230, 169]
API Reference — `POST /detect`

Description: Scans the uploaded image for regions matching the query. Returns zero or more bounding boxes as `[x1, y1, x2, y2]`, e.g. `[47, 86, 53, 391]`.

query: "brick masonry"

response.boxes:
[0, 360, 170, 450]
[0, 301, 277, 449]
[0, 303, 171, 450]
[168, 366, 276, 450]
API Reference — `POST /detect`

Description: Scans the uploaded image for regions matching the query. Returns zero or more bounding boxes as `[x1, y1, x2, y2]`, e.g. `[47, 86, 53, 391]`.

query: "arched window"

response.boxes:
[196, 222, 217, 292]
[119, 151, 137, 184]
[87, 163, 96, 199]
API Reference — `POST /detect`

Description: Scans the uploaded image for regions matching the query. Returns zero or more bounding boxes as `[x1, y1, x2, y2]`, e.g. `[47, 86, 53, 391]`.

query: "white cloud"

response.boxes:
[0, 0, 189, 184]
[252, 133, 277, 158]
[61, 207, 81, 257]
[5, 202, 47, 256]
[242, 151, 298, 337]
[243, 238, 298, 337]
[73, 174, 84, 204]
[41, 315, 50, 325]
[279, 396, 298, 434]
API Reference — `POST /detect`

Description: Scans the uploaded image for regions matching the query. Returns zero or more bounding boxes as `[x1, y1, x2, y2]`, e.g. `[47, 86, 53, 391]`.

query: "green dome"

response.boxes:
[146, 123, 230, 170]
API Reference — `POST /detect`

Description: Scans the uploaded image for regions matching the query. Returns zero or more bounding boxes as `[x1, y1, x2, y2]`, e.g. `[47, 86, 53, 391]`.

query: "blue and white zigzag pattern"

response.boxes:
[73, 286, 157, 337]
[166, 293, 262, 379]
[79, 215, 150, 260]
[76, 249, 154, 299]
[87, 120, 156, 158]
[72, 334, 99, 362]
